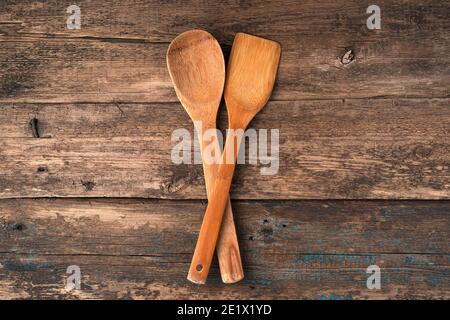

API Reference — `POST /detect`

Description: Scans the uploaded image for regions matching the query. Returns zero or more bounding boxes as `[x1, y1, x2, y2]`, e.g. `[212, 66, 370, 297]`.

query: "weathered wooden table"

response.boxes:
[0, 0, 449, 299]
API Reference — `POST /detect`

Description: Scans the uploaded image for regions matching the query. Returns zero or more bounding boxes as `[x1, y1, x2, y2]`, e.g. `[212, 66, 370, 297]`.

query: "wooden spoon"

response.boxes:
[188, 33, 281, 284]
[166, 30, 244, 283]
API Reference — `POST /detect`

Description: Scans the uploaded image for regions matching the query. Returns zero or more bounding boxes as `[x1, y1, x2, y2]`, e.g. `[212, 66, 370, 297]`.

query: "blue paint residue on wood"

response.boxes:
[404, 255, 434, 266]
[295, 254, 377, 266]
[312, 293, 354, 300]
[425, 270, 450, 287]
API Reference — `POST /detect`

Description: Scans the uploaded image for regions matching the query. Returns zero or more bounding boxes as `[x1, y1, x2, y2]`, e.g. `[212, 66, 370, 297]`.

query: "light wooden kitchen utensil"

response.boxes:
[188, 33, 281, 284]
[166, 30, 244, 283]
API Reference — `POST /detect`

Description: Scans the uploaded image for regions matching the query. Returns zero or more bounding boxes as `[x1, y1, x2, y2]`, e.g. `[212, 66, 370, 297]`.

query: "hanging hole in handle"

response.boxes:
[196, 264, 203, 272]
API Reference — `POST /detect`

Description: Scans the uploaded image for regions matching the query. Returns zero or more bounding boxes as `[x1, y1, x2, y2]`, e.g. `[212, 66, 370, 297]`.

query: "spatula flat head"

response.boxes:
[224, 33, 281, 116]
[166, 30, 225, 119]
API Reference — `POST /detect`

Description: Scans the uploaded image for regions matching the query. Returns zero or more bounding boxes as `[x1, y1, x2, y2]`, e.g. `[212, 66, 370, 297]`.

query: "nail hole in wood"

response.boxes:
[12, 223, 25, 231]
[196, 264, 203, 272]
[37, 166, 48, 173]
[29, 118, 40, 138]
[81, 180, 96, 191]
[341, 49, 355, 65]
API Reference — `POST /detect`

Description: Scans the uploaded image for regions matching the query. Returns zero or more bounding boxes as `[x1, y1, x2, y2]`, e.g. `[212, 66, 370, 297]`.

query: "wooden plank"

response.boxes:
[1, 252, 448, 299]
[0, 99, 449, 199]
[1, 0, 449, 102]
[0, 198, 448, 299]
[1, 0, 448, 42]
[1, 198, 449, 255]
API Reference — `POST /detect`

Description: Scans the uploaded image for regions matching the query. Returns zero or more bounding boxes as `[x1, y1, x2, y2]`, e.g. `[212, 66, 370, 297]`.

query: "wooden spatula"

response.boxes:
[188, 33, 281, 284]
[166, 30, 244, 283]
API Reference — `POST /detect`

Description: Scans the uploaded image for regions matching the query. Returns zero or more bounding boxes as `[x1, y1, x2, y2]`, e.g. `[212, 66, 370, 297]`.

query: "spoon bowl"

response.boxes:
[167, 30, 224, 122]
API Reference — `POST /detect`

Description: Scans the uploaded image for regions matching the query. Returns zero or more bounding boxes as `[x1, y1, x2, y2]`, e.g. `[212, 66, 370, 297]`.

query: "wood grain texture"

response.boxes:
[1, 0, 449, 299]
[0, 198, 448, 299]
[0, 0, 449, 102]
[0, 99, 448, 199]
[1, 0, 448, 41]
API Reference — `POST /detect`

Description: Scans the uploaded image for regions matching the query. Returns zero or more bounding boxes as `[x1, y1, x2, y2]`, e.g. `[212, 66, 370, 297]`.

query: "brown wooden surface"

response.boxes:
[0, 99, 448, 199]
[0, 199, 448, 299]
[1, 0, 449, 103]
[0, 0, 449, 299]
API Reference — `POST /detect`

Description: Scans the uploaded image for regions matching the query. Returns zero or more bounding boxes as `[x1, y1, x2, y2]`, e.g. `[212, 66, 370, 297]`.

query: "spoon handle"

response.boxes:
[188, 129, 243, 284]
[195, 123, 244, 284]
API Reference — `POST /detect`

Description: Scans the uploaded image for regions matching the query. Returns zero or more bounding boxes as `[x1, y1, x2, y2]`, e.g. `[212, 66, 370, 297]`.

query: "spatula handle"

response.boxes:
[188, 129, 243, 284]
[195, 123, 243, 283]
